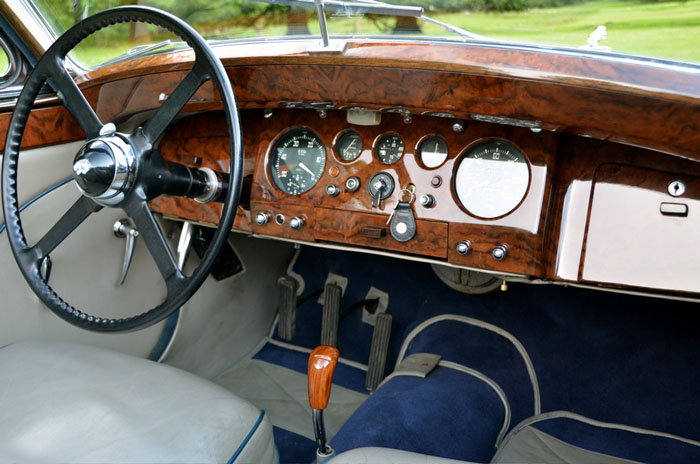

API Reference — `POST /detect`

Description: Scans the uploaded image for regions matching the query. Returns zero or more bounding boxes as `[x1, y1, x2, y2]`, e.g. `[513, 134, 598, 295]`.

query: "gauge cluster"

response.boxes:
[252, 109, 554, 276]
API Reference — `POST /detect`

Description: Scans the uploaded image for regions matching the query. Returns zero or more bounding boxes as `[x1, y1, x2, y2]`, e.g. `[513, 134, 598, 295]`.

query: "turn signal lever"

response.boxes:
[308, 345, 339, 462]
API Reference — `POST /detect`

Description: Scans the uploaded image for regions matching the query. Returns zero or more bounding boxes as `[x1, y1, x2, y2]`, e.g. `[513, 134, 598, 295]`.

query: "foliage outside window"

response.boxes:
[32, 0, 700, 68]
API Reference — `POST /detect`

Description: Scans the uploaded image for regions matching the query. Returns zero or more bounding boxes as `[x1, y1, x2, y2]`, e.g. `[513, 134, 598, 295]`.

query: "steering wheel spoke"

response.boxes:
[125, 199, 183, 286]
[2, 6, 241, 332]
[46, 59, 104, 140]
[142, 61, 209, 145]
[31, 196, 102, 261]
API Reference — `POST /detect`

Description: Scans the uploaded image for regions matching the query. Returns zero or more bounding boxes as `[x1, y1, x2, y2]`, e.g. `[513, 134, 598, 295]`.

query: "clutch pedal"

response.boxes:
[321, 283, 342, 347]
[277, 276, 298, 341]
[365, 312, 393, 391]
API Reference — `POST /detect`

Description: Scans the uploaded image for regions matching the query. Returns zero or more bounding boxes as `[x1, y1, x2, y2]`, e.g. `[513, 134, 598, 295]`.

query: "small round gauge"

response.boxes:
[269, 129, 326, 195]
[335, 130, 363, 162]
[419, 136, 448, 168]
[375, 134, 404, 165]
[454, 140, 530, 219]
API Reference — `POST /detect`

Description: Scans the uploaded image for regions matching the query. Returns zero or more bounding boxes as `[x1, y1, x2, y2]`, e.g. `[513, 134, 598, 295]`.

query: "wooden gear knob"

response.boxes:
[307, 345, 340, 410]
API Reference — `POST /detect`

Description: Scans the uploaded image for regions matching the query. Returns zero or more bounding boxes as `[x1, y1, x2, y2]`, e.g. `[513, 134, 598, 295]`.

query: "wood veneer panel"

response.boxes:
[0, 105, 84, 152]
[314, 207, 448, 258]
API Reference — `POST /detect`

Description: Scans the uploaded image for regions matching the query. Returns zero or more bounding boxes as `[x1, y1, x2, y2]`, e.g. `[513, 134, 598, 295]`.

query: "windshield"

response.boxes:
[32, 0, 700, 68]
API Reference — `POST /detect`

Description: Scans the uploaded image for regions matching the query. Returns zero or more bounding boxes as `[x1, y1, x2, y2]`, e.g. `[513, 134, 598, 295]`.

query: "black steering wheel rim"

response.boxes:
[1, 6, 243, 332]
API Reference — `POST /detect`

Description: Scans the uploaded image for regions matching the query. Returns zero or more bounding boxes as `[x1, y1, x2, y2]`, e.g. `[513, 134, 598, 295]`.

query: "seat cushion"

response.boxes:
[0, 341, 277, 463]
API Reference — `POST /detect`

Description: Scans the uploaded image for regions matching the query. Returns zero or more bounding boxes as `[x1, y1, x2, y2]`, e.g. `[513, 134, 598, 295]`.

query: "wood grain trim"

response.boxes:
[308, 345, 340, 410]
[0, 105, 85, 152]
[76, 40, 700, 103]
[314, 207, 448, 258]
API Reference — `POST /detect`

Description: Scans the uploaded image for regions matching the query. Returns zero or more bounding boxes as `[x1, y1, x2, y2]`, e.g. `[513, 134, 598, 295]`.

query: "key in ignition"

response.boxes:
[368, 172, 395, 208]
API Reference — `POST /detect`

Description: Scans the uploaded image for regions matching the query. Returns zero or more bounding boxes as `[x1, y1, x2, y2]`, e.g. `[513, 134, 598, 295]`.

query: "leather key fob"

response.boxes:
[390, 202, 416, 242]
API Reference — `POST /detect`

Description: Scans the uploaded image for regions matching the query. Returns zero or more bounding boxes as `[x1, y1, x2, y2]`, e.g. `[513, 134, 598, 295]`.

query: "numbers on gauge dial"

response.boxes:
[375, 134, 404, 165]
[454, 141, 530, 219]
[335, 130, 363, 162]
[419, 136, 448, 168]
[270, 129, 326, 195]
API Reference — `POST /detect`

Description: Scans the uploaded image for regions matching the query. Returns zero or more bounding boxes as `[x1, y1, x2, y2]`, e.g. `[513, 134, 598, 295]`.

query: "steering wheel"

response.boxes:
[1, 6, 243, 332]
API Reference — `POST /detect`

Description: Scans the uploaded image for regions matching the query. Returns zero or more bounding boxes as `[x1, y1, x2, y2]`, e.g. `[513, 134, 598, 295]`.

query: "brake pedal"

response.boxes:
[365, 312, 393, 391]
[277, 277, 298, 341]
[321, 283, 342, 347]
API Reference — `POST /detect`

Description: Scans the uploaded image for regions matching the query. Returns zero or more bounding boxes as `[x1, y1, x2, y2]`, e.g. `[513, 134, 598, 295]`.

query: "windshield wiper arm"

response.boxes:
[251, 0, 482, 44]
[253, 0, 423, 18]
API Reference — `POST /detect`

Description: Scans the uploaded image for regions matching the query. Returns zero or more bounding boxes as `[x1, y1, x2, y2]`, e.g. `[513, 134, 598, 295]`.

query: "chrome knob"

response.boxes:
[255, 212, 270, 226]
[419, 194, 435, 208]
[456, 240, 471, 256]
[452, 120, 465, 133]
[326, 184, 340, 197]
[290, 217, 305, 230]
[492, 245, 508, 261]
[345, 177, 360, 193]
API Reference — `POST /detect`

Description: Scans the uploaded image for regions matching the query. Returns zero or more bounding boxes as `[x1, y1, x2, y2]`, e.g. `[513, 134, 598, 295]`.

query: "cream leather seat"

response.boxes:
[0, 341, 277, 463]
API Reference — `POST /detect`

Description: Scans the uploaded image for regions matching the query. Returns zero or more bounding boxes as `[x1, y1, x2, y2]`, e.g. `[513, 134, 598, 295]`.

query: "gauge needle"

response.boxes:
[298, 162, 315, 179]
[469, 180, 491, 191]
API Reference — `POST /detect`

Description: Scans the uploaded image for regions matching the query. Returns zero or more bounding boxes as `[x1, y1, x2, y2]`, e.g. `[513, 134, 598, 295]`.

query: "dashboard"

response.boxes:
[3, 39, 699, 298]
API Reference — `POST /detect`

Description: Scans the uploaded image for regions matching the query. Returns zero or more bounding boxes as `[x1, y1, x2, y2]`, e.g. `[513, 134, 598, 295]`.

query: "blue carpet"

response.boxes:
[253, 343, 367, 394]
[273, 426, 317, 464]
[265, 245, 700, 457]
[330, 366, 506, 462]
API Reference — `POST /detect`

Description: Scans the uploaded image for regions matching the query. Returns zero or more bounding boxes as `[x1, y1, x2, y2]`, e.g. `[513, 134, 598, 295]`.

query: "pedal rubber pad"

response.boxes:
[277, 276, 297, 342]
[321, 283, 342, 347]
[365, 312, 393, 391]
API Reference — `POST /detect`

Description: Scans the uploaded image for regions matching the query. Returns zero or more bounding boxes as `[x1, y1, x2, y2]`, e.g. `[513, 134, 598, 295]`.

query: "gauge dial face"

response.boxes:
[335, 130, 363, 162]
[419, 136, 448, 168]
[269, 129, 326, 195]
[454, 140, 530, 219]
[375, 134, 404, 165]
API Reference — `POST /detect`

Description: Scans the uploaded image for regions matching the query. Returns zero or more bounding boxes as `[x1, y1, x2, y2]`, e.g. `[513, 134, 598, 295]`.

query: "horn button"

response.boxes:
[73, 135, 136, 206]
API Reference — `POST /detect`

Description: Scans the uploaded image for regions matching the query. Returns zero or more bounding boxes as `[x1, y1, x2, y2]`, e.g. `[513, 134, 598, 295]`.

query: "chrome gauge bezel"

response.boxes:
[416, 134, 449, 169]
[333, 129, 363, 163]
[267, 127, 327, 196]
[374, 132, 405, 165]
[452, 138, 531, 220]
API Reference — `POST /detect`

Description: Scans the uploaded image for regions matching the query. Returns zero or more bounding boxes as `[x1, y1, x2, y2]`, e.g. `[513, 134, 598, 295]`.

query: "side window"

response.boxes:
[0, 46, 8, 77]
[0, 33, 25, 92]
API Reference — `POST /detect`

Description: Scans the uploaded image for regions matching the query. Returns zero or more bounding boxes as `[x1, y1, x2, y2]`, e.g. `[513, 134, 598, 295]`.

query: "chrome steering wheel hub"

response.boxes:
[72, 134, 135, 206]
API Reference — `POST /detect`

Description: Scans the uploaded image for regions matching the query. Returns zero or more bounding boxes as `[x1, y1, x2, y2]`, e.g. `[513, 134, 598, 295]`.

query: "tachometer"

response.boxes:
[375, 133, 404, 165]
[269, 129, 326, 195]
[454, 140, 530, 219]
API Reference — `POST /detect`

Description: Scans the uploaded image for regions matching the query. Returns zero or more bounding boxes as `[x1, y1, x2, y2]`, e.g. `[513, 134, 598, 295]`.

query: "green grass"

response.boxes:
[426, 0, 700, 63]
[70, 0, 700, 68]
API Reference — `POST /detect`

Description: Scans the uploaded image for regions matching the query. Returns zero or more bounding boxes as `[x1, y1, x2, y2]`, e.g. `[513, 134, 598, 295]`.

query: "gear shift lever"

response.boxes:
[308, 345, 339, 462]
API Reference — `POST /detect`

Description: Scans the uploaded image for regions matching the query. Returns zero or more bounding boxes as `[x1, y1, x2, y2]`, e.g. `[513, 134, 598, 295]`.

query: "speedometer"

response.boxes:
[269, 129, 326, 195]
[454, 140, 530, 219]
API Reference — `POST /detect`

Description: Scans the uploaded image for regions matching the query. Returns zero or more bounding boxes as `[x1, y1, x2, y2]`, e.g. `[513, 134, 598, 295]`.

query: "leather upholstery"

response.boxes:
[0, 341, 277, 463]
[330, 447, 472, 463]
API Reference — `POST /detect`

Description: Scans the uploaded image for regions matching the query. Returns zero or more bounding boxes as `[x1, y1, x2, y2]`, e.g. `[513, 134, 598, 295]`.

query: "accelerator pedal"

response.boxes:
[277, 276, 298, 341]
[321, 283, 342, 347]
[365, 312, 393, 391]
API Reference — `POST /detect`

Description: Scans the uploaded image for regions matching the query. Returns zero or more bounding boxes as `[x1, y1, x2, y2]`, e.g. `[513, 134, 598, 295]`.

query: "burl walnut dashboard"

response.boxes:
[150, 106, 700, 297]
[3, 39, 699, 297]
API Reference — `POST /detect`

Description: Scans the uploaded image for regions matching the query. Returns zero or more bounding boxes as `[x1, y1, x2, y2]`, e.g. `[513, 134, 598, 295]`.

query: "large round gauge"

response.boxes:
[335, 130, 363, 162]
[419, 135, 448, 168]
[454, 140, 530, 219]
[375, 134, 404, 165]
[269, 129, 326, 195]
